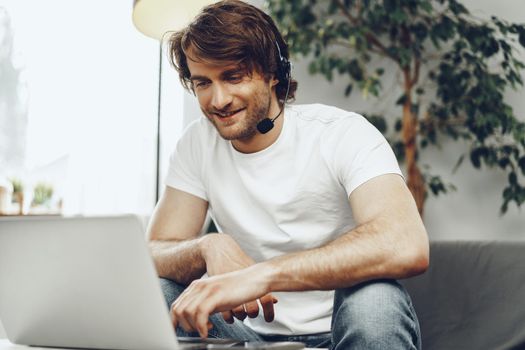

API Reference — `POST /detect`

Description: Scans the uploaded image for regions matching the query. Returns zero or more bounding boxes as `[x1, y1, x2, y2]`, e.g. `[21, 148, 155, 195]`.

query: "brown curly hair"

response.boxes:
[167, 0, 297, 103]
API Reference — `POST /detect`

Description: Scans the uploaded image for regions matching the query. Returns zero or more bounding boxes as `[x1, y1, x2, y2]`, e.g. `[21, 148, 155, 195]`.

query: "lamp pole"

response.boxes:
[155, 43, 162, 203]
[132, 0, 216, 207]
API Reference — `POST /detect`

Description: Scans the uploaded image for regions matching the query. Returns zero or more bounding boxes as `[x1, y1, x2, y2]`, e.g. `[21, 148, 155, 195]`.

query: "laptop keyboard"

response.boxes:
[177, 337, 305, 349]
[178, 336, 244, 349]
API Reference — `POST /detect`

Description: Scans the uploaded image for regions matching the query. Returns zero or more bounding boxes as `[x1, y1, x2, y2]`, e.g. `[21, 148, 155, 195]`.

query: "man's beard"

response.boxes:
[203, 87, 272, 141]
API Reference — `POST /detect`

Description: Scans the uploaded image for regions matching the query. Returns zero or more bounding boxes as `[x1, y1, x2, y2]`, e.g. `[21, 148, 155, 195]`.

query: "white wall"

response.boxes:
[261, 0, 525, 240]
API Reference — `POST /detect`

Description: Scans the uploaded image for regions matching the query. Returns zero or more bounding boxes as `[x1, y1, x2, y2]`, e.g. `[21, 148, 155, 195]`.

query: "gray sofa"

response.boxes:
[2, 240, 523, 349]
[401, 240, 525, 350]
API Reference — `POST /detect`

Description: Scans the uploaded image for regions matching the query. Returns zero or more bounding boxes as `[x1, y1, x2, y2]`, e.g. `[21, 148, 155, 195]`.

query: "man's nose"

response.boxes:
[211, 83, 233, 110]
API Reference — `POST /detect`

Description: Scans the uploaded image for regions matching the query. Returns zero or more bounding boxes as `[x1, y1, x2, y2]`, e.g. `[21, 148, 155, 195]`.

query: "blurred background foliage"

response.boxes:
[266, 0, 525, 215]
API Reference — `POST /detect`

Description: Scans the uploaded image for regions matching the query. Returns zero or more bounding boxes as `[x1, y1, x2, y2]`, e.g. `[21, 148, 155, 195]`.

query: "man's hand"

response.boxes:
[198, 234, 277, 324]
[170, 264, 273, 338]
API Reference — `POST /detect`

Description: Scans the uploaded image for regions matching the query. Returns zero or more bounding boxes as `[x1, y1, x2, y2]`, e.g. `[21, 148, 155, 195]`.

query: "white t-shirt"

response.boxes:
[165, 103, 402, 335]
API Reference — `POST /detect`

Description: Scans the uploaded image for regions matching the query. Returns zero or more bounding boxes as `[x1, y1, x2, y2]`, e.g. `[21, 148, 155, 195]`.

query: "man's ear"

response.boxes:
[270, 77, 279, 87]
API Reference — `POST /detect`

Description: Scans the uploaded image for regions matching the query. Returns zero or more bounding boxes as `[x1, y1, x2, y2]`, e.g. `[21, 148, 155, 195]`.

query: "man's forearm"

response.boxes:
[149, 238, 207, 285]
[260, 218, 429, 292]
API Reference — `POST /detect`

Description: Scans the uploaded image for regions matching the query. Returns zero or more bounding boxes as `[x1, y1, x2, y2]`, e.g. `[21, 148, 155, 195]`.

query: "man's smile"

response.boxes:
[212, 107, 246, 120]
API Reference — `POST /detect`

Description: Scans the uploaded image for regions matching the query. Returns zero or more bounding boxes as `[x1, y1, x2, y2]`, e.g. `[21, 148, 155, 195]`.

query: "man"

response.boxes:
[146, 1, 429, 349]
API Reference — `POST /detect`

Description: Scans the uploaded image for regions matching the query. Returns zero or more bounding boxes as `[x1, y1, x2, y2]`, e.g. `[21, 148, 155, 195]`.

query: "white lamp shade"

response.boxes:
[132, 0, 216, 40]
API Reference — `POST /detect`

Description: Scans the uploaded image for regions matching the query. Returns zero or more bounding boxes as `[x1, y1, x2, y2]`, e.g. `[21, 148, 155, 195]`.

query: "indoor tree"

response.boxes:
[266, 0, 525, 215]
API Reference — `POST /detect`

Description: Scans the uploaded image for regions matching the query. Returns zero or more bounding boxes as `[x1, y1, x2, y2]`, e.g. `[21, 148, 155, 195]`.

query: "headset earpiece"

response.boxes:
[256, 41, 292, 135]
[275, 41, 291, 84]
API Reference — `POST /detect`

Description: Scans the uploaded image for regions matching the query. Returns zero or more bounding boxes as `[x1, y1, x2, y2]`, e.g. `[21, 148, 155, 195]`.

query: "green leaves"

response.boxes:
[266, 0, 525, 215]
[519, 156, 525, 175]
[347, 59, 364, 81]
[426, 174, 456, 197]
[448, 0, 468, 15]
[344, 84, 353, 97]
[430, 15, 456, 48]
[468, 143, 525, 214]
[470, 146, 488, 169]
[420, 1, 432, 14]
[501, 182, 525, 215]
[516, 25, 525, 48]
[364, 114, 387, 133]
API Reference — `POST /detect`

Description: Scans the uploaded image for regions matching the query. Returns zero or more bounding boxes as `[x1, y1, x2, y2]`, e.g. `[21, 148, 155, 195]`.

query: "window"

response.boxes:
[0, 0, 185, 216]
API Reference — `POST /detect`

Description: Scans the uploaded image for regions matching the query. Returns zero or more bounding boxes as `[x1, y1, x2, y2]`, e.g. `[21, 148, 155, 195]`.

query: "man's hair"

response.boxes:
[167, 0, 297, 103]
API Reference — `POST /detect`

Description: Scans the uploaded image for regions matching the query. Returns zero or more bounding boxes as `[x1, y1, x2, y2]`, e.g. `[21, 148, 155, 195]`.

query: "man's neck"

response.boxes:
[232, 103, 285, 154]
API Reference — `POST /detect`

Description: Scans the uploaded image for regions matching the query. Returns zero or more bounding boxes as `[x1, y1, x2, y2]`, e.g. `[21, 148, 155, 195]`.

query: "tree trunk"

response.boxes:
[402, 69, 426, 216]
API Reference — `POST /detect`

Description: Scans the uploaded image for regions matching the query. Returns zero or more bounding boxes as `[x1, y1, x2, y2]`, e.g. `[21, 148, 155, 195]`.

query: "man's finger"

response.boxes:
[176, 312, 195, 333]
[232, 305, 247, 321]
[195, 306, 212, 338]
[170, 302, 178, 329]
[170, 300, 195, 331]
[244, 300, 260, 318]
[221, 310, 234, 324]
[259, 294, 276, 322]
[173, 294, 199, 333]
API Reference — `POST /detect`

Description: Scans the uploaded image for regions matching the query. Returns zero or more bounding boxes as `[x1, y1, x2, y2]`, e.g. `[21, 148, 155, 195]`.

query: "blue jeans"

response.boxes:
[159, 278, 421, 349]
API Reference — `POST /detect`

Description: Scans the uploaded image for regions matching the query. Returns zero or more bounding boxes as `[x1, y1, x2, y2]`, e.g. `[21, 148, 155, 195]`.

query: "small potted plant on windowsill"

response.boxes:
[31, 182, 54, 213]
[10, 178, 24, 215]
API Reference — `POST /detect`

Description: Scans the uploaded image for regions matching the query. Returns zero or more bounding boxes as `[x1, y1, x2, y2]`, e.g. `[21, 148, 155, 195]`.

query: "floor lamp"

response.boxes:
[132, 0, 214, 204]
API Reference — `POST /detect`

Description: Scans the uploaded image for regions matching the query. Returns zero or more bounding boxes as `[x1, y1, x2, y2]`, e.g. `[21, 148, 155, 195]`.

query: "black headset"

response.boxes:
[256, 41, 292, 134]
[275, 41, 291, 87]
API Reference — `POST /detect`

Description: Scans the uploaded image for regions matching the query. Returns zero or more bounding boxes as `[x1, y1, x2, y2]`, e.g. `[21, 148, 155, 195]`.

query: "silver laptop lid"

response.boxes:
[0, 215, 179, 350]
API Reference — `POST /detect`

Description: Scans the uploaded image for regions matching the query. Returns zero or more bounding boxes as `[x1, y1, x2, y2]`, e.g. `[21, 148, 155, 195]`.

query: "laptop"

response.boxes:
[0, 215, 304, 350]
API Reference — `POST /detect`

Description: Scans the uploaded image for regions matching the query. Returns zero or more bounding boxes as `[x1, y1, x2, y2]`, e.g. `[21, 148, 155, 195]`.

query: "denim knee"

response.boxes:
[158, 277, 186, 309]
[158, 278, 200, 337]
[331, 279, 421, 350]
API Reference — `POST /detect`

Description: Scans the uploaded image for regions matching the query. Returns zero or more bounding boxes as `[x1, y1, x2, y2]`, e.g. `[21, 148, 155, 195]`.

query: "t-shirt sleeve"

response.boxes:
[324, 114, 403, 196]
[164, 121, 208, 201]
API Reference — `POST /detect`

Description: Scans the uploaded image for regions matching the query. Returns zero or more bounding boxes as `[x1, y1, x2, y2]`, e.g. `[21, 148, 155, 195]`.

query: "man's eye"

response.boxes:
[226, 76, 243, 83]
[195, 81, 210, 88]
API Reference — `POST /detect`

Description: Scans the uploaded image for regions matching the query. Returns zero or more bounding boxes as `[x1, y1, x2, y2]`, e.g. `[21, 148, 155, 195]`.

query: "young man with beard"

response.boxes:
[146, 1, 429, 349]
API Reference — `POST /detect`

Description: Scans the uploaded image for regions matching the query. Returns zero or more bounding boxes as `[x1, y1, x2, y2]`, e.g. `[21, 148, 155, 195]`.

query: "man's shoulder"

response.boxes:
[289, 104, 385, 158]
[290, 103, 370, 136]
[290, 103, 364, 125]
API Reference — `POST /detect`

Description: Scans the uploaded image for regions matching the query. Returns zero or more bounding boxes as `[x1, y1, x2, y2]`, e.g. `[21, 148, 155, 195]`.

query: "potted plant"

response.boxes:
[266, 0, 525, 215]
[10, 178, 24, 215]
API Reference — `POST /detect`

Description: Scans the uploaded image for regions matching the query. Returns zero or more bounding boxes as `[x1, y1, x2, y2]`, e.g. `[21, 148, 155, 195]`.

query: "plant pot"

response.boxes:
[0, 185, 13, 215]
[14, 192, 24, 215]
